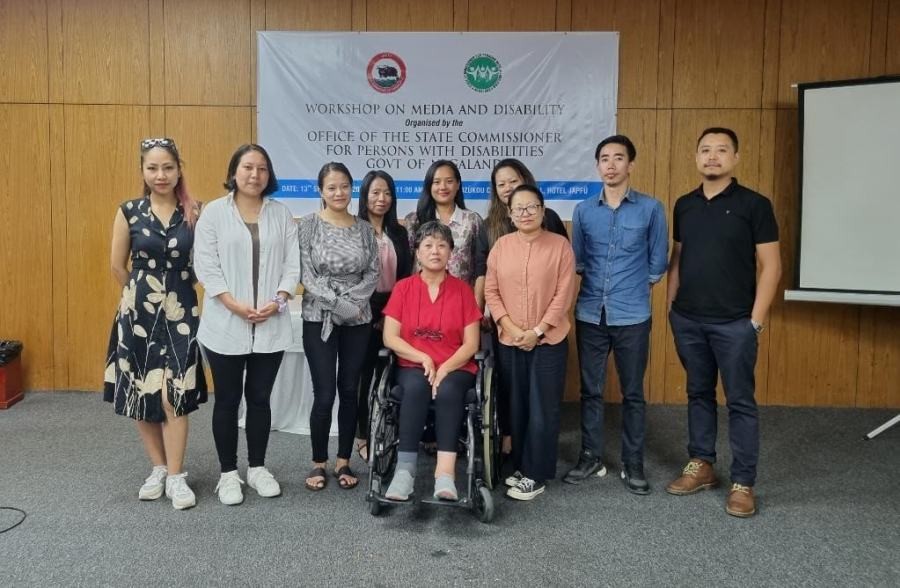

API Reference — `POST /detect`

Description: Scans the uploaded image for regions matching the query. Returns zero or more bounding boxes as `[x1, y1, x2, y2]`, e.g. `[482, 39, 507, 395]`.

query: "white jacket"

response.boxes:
[194, 193, 300, 354]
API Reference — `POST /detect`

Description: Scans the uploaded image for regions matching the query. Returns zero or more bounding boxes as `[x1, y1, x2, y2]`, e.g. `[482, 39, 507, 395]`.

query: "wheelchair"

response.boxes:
[365, 348, 501, 523]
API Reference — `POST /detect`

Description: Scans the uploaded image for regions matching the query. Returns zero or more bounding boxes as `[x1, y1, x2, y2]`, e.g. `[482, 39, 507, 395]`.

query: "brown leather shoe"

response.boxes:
[725, 483, 756, 517]
[665, 459, 719, 495]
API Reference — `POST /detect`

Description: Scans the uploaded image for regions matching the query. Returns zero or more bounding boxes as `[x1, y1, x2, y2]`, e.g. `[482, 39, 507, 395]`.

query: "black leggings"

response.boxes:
[204, 348, 284, 473]
[303, 321, 371, 463]
[396, 367, 475, 453]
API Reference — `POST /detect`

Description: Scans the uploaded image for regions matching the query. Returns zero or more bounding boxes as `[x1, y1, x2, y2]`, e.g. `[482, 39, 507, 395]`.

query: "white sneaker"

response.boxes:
[165, 472, 197, 510]
[215, 471, 245, 505]
[504, 470, 523, 488]
[139, 465, 167, 500]
[247, 466, 282, 498]
[506, 477, 545, 501]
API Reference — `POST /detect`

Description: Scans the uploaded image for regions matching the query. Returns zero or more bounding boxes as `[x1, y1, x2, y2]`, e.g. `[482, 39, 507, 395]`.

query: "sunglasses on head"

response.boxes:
[141, 137, 176, 150]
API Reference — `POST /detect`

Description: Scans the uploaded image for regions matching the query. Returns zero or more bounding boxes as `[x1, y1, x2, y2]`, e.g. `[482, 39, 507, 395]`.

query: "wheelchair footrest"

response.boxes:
[420, 497, 470, 509]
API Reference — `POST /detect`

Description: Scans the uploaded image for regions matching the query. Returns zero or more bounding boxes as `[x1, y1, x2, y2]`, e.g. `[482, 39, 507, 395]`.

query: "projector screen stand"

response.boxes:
[863, 414, 900, 440]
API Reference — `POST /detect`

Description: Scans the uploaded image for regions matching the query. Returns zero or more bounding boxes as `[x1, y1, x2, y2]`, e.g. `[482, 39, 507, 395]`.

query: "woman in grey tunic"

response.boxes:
[299, 162, 379, 491]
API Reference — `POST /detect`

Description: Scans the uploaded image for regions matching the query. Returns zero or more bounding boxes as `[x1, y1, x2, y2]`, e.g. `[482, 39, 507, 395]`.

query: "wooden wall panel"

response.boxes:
[857, 307, 900, 408]
[164, 107, 254, 203]
[888, 0, 900, 73]
[571, 0, 661, 108]
[266, 0, 353, 30]
[672, 0, 767, 108]
[0, 0, 48, 103]
[366, 0, 455, 30]
[62, 0, 149, 105]
[64, 106, 150, 390]
[0, 106, 52, 389]
[164, 0, 252, 106]
[777, 0, 874, 105]
[761, 0, 782, 109]
[868, 0, 889, 76]
[49, 104, 69, 389]
[466, 0, 558, 30]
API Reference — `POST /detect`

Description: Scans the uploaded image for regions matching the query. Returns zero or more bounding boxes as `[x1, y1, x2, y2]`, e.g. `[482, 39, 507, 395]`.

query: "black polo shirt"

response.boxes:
[672, 178, 778, 322]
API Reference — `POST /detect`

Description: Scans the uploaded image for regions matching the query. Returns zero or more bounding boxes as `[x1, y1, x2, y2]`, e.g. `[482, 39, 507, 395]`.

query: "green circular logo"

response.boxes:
[464, 54, 502, 92]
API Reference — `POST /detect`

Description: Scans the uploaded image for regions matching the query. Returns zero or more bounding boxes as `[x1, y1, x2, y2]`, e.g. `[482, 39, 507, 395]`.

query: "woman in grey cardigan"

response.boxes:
[299, 162, 379, 491]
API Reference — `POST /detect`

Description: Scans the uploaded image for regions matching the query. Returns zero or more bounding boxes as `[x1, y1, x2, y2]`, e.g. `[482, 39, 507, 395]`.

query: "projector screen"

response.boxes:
[785, 76, 900, 306]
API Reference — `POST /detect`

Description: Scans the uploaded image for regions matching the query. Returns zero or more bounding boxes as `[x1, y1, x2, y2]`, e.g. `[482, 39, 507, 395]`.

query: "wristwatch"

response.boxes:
[750, 319, 764, 334]
[532, 327, 546, 340]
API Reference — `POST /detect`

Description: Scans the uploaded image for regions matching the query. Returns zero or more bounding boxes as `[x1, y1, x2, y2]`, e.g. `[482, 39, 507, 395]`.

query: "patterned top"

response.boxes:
[298, 213, 380, 341]
[404, 206, 483, 285]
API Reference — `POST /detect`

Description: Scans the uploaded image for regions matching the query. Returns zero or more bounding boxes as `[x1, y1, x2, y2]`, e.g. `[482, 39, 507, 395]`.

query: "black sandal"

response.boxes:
[333, 465, 359, 490]
[305, 467, 327, 491]
[356, 440, 368, 462]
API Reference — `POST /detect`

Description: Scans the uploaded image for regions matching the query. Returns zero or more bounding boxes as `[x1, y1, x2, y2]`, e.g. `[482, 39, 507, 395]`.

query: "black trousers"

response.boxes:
[498, 341, 567, 483]
[203, 347, 284, 473]
[303, 321, 371, 463]
[356, 319, 383, 441]
[396, 367, 475, 453]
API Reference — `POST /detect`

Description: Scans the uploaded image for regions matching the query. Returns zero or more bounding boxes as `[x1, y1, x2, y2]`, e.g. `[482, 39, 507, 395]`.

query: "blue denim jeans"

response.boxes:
[669, 309, 759, 486]
[576, 316, 651, 465]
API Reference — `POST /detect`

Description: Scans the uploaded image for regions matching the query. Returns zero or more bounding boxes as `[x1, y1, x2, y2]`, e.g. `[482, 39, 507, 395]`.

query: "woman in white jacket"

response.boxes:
[194, 144, 300, 506]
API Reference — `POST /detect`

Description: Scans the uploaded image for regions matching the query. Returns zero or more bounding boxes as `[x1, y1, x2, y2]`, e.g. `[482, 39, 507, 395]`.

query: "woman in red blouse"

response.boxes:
[485, 184, 576, 501]
[381, 221, 482, 502]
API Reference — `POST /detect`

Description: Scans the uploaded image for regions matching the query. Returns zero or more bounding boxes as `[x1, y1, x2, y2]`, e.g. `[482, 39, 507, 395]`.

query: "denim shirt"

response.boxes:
[572, 188, 668, 326]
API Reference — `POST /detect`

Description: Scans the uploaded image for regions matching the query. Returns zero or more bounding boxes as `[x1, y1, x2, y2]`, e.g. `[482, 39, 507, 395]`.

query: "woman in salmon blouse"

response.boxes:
[484, 184, 575, 502]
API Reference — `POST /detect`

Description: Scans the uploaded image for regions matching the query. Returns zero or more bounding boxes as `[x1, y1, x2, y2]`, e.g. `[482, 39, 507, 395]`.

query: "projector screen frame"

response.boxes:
[791, 74, 900, 306]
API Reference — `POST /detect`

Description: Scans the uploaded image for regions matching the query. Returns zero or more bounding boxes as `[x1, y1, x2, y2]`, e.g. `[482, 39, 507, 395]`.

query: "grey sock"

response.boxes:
[397, 451, 417, 473]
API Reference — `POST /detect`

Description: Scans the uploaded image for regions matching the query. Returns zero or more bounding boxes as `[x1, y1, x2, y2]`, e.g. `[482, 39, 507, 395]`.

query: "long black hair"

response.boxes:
[415, 160, 465, 227]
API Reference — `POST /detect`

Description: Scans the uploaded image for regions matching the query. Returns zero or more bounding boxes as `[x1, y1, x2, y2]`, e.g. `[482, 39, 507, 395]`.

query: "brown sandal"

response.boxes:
[333, 465, 359, 490]
[305, 467, 327, 491]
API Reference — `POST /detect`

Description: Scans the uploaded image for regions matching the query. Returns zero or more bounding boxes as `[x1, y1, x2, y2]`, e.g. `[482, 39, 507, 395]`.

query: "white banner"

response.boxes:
[258, 32, 618, 218]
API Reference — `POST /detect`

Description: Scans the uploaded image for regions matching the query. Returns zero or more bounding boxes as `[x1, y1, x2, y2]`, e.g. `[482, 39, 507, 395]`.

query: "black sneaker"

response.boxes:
[506, 477, 545, 501]
[620, 462, 650, 495]
[563, 450, 608, 485]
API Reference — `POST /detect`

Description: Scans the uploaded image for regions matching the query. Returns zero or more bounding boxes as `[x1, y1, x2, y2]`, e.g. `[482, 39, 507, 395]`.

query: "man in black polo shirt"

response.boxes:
[665, 127, 781, 518]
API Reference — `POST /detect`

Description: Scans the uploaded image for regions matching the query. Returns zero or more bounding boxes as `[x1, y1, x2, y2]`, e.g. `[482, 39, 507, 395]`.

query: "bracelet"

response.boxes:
[272, 296, 288, 314]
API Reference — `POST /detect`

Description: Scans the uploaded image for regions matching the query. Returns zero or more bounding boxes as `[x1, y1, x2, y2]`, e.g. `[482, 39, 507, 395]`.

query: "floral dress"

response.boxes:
[104, 197, 207, 422]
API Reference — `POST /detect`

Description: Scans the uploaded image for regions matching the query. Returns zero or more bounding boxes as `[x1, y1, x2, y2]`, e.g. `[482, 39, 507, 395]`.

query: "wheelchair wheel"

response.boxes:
[370, 398, 398, 483]
[473, 483, 494, 523]
[481, 365, 502, 489]
[369, 495, 383, 516]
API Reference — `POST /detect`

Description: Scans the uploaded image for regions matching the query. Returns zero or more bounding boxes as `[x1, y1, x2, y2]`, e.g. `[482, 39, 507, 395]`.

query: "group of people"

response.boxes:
[104, 127, 780, 519]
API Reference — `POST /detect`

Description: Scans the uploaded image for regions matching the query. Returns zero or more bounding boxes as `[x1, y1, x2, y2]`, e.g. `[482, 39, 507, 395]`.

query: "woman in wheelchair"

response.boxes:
[381, 221, 483, 501]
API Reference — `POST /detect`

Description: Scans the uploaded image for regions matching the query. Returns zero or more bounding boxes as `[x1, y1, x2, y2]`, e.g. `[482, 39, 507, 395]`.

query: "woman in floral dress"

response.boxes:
[104, 138, 207, 510]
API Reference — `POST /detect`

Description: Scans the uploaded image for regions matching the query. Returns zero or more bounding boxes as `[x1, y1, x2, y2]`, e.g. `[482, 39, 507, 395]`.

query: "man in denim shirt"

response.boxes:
[563, 135, 668, 494]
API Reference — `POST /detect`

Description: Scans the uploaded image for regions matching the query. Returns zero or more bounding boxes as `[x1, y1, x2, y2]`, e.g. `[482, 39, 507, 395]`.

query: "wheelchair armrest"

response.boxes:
[474, 349, 491, 362]
[378, 347, 392, 358]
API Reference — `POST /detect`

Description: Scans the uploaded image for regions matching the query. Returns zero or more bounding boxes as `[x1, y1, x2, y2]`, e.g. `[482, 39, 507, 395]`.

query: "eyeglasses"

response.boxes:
[141, 138, 176, 150]
[510, 203, 543, 217]
[413, 327, 444, 341]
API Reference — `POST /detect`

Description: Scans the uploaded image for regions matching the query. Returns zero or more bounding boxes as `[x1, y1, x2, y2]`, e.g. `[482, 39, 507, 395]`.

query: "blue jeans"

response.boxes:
[576, 316, 651, 465]
[669, 309, 759, 486]
[498, 341, 567, 484]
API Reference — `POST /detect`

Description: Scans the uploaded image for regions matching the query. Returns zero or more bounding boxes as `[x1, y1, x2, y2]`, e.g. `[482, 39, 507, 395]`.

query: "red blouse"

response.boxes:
[383, 273, 482, 374]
